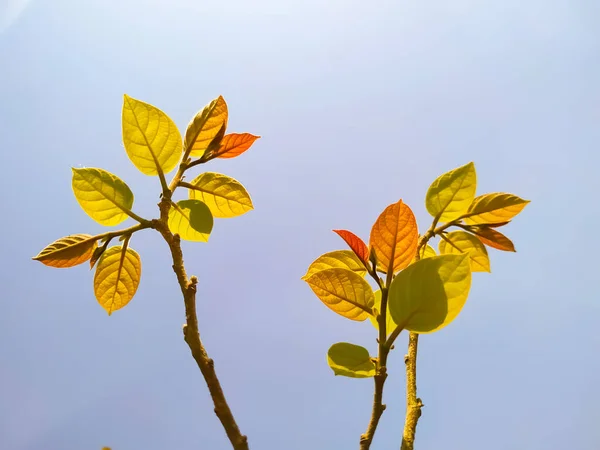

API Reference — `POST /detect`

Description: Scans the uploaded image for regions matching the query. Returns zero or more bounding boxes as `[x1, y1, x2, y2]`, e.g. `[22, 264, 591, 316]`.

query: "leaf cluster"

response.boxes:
[33, 95, 260, 315]
[302, 161, 529, 447]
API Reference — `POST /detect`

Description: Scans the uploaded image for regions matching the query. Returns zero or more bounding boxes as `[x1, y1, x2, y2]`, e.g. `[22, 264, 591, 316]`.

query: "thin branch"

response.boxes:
[398, 218, 462, 450]
[401, 332, 422, 450]
[155, 198, 248, 450]
[360, 284, 390, 450]
[93, 222, 152, 243]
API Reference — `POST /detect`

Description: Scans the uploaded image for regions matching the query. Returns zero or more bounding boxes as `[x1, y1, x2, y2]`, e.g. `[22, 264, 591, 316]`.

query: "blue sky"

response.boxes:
[1, 0, 599, 449]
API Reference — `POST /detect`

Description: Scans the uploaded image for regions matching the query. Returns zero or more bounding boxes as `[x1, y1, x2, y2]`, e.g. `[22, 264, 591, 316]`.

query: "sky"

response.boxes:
[1, 0, 599, 449]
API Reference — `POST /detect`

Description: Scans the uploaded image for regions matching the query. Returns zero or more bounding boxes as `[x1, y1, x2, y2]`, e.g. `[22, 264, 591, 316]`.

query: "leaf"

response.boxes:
[369, 199, 418, 276]
[94, 245, 142, 315]
[184, 96, 228, 157]
[388, 254, 472, 333]
[89, 239, 110, 269]
[327, 343, 376, 378]
[71, 168, 134, 226]
[411, 244, 436, 264]
[302, 250, 367, 280]
[187, 172, 253, 219]
[420, 244, 437, 259]
[304, 268, 374, 321]
[368, 290, 398, 335]
[438, 231, 490, 272]
[214, 133, 260, 159]
[333, 229, 370, 267]
[122, 95, 183, 176]
[469, 226, 516, 252]
[33, 234, 97, 268]
[464, 193, 529, 225]
[168, 199, 214, 242]
[426, 162, 477, 222]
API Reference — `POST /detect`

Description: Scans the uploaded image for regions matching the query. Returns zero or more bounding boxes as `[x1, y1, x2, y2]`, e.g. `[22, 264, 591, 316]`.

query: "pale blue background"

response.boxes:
[1, 1, 599, 449]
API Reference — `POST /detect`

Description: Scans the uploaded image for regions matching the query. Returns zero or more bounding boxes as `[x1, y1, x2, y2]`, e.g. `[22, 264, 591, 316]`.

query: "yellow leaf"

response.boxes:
[168, 199, 213, 242]
[304, 268, 374, 321]
[368, 290, 398, 335]
[187, 172, 253, 219]
[122, 95, 182, 176]
[327, 342, 376, 378]
[94, 245, 141, 315]
[184, 96, 228, 158]
[388, 254, 472, 333]
[72, 168, 134, 226]
[33, 234, 97, 268]
[302, 250, 367, 280]
[411, 244, 436, 264]
[369, 199, 419, 276]
[426, 162, 476, 222]
[438, 231, 490, 272]
[464, 193, 530, 225]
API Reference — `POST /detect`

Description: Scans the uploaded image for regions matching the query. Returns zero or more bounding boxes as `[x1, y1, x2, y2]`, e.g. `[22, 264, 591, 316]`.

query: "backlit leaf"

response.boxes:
[327, 342, 376, 378]
[412, 244, 436, 264]
[333, 229, 370, 266]
[470, 226, 516, 252]
[302, 250, 367, 280]
[369, 199, 418, 276]
[94, 245, 141, 315]
[187, 172, 253, 218]
[89, 240, 110, 269]
[426, 162, 476, 222]
[72, 168, 134, 226]
[168, 199, 213, 242]
[464, 193, 529, 225]
[438, 231, 490, 272]
[304, 268, 374, 321]
[214, 133, 260, 159]
[368, 290, 398, 335]
[184, 96, 228, 157]
[388, 254, 472, 333]
[33, 234, 97, 268]
[122, 95, 183, 176]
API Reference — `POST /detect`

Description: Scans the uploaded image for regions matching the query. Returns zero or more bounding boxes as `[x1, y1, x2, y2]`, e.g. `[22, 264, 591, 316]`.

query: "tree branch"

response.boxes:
[155, 198, 248, 450]
[401, 332, 422, 450]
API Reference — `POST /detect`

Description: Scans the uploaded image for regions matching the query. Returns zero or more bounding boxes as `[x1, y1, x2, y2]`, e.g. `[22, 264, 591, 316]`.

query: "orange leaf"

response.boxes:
[369, 200, 419, 276]
[333, 229, 369, 266]
[33, 234, 98, 268]
[215, 133, 260, 159]
[471, 227, 515, 252]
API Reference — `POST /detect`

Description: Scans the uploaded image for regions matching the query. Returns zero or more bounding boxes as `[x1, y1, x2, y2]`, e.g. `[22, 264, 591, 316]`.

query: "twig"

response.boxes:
[155, 198, 249, 450]
[398, 218, 460, 450]
[401, 333, 422, 450]
[157, 152, 249, 449]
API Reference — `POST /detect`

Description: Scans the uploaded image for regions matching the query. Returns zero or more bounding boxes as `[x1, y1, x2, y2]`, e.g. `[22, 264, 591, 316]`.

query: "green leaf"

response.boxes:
[94, 245, 142, 315]
[122, 95, 183, 176]
[368, 290, 398, 335]
[168, 199, 214, 242]
[464, 193, 530, 225]
[388, 254, 472, 333]
[184, 96, 228, 158]
[188, 172, 253, 218]
[33, 234, 97, 268]
[304, 268, 374, 321]
[426, 162, 476, 222]
[327, 342, 376, 378]
[438, 231, 491, 273]
[302, 250, 367, 280]
[72, 168, 134, 226]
